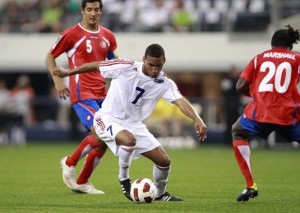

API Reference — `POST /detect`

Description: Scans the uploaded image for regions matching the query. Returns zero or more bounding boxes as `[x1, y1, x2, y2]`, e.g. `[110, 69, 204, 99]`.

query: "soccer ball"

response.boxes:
[130, 178, 157, 203]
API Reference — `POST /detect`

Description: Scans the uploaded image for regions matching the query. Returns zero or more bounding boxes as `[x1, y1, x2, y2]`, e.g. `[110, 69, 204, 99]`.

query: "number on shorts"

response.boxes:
[107, 125, 113, 136]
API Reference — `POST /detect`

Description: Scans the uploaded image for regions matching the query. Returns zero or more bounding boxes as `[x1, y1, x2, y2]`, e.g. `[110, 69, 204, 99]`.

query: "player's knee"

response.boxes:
[163, 159, 171, 167]
[232, 122, 247, 141]
[231, 122, 239, 133]
[98, 141, 108, 151]
[232, 130, 248, 142]
[116, 130, 136, 147]
[92, 147, 106, 157]
[158, 157, 171, 167]
[123, 134, 136, 147]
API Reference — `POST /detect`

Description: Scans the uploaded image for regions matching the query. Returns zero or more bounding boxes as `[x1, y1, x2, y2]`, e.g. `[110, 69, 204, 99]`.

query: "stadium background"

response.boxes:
[0, 0, 300, 147]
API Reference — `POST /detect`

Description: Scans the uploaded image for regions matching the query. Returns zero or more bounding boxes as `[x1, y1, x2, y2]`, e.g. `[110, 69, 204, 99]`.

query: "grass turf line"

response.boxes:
[0, 143, 299, 213]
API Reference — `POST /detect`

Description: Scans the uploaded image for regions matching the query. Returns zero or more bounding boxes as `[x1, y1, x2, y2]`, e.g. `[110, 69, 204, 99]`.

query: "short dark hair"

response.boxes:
[82, 0, 103, 10]
[271, 25, 300, 49]
[144, 44, 165, 59]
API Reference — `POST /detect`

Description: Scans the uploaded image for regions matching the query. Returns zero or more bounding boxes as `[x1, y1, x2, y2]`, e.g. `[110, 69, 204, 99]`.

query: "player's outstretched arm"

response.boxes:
[52, 67, 69, 78]
[174, 98, 207, 142]
[53, 61, 101, 78]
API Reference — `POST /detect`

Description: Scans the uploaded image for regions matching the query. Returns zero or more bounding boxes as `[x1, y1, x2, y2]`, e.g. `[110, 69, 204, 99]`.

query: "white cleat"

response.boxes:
[71, 182, 105, 195]
[60, 156, 76, 189]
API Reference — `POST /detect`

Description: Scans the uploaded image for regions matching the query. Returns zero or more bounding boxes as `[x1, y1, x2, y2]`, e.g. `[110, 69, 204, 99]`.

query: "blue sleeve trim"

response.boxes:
[107, 51, 116, 60]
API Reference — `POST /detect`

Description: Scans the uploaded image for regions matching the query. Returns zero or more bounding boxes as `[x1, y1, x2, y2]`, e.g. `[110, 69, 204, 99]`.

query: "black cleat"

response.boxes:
[155, 192, 183, 201]
[237, 183, 258, 202]
[119, 179, 133, 201]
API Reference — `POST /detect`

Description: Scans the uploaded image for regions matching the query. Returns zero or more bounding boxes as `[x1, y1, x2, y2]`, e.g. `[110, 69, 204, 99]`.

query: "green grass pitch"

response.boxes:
[0, 142, 299, 213]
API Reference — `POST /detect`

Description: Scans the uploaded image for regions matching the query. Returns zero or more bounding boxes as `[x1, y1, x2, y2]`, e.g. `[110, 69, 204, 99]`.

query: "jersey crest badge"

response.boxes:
[154, 78, 164, 83]
[100, 41, 107, 48]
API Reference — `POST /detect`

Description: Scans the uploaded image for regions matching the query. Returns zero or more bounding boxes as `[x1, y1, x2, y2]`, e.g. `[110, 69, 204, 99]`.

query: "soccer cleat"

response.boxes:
[71, 182, 105, 194]
[155, 192, 183, 201]
[60, 156, 76, 189]
[119, 179, 133, 201]
[237, 183, 258, 202]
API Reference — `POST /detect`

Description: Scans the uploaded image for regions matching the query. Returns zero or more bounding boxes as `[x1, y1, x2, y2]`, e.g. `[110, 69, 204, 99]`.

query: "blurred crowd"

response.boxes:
[0, 76, 34, 145]
[0, 0, 284, 33]
[0, 75, 72, 145]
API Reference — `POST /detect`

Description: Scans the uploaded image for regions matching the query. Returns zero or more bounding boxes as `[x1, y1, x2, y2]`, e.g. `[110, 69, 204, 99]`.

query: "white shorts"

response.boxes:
[93, 112, 160, 159]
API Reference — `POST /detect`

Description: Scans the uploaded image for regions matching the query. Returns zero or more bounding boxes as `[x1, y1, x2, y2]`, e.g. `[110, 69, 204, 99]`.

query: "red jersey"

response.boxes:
[49, 23, 117, 103]
[241, 47, 300, 125]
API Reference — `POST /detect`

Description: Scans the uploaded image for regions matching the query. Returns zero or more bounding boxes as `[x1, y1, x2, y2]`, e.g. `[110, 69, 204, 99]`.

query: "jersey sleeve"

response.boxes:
[106, 29, 118, 59]
[240, 56, 257, 84]
[49, 29, 73, 58]
[162, 77, 183, 103]
[99, 59, 134, 78]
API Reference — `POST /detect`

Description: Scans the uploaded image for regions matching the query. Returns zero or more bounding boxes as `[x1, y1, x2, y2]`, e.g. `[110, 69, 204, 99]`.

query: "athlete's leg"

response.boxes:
[93, 113, 137, 182]
[142, 146, 170, 197]
[142, 146, 182, 201]
[62, 100, 105, 193]
[66, 134, 100, 167]
[277, 122, 300, 143]
[76, 141, 107, 184]
[232, 117, 254, 188]
[113, 129, 136, 201]
[232, 116, 262, 202]
[115, 130, 136, 181]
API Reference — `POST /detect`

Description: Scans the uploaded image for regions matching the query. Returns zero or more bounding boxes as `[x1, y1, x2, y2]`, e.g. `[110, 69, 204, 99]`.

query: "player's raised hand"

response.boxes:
[53, 67, 69, 78]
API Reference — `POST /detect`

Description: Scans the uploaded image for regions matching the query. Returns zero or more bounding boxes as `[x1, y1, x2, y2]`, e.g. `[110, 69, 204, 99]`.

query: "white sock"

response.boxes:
[118, 145, 135, 181]
[153, 164, 170, 197]
[79, 145, 93, 160]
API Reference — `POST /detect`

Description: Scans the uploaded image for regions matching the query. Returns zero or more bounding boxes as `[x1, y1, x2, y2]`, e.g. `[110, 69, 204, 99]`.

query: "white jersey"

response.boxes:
[98, 59, 183, 125]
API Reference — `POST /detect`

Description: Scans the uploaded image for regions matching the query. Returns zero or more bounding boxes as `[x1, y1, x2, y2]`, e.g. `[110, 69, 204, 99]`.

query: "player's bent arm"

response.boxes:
[236, 77, 250, 97]
[46, 53, 69, 99]
[173, 98, 207, 141]
[46, 53, 62, 81]
[173, 98, 201, 122]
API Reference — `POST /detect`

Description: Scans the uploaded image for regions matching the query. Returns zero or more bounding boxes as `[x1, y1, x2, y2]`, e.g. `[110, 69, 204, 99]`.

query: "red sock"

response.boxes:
[76, 147, 105, 185]
[66, 135, 99, 167]
[232, 139, 254, 188]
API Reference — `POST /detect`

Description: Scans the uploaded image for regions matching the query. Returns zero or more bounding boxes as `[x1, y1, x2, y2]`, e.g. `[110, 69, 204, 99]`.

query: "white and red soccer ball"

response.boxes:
[130, 178, 157, 203]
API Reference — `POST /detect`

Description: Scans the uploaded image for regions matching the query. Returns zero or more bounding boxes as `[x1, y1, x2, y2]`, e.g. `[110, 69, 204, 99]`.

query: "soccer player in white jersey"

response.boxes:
[53, 44, 207, 201]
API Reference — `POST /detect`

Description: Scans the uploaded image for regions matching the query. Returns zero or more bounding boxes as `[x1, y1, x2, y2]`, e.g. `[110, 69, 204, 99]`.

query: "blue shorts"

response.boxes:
[72, 98, 104, 132]
[240, 115, 300, 142]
